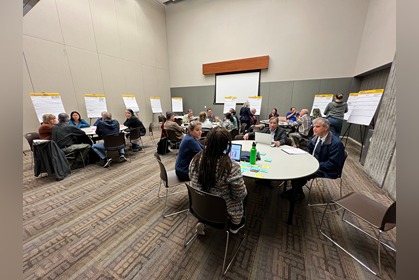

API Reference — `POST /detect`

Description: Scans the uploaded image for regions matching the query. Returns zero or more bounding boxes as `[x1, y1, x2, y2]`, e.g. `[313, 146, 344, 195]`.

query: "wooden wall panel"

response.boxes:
[202, 55, 269, 75]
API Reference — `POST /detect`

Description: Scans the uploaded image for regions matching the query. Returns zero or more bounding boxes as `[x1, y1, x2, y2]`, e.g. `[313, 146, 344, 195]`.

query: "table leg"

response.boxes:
[287, 182, 298, 225]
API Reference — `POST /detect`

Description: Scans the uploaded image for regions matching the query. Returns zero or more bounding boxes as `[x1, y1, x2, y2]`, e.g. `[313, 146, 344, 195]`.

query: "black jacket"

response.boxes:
[95, 119, 120, 137]
[51, 122, 91, 148]
[248, 126, 288, 145]
[33, 140, 71, 180]
[124, 116, 146, 135]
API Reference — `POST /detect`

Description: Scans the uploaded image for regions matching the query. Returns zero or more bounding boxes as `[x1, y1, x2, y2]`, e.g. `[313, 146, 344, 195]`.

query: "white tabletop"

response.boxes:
[232, 140, 319, 180]
[81, 125, 127, 136]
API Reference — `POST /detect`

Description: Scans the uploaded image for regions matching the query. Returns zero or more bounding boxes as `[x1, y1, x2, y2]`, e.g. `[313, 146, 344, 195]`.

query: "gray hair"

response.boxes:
[102, 111, 112, 120]
[166, 111, 174, 119]
[242, 101, 250, 108]
[313, 117, 330, 128]
[188, 121, 202, 133]
[58, 113, 69, 123]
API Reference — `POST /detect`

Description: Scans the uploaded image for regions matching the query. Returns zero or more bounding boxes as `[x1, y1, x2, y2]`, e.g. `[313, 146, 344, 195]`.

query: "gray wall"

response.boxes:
[171, 77, 355, 122]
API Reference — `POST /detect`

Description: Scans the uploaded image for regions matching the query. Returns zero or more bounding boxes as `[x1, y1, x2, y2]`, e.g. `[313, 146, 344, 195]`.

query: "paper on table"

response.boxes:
[281, 147, 308, 155]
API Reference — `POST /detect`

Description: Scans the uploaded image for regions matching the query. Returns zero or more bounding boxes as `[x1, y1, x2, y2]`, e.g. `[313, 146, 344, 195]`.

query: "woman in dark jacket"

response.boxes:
[124, 109, 146, 151]
[239, 101, 252, 131]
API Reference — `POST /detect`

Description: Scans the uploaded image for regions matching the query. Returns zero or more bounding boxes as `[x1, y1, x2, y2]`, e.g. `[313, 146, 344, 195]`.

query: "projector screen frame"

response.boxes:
[213, 70, 261, 105]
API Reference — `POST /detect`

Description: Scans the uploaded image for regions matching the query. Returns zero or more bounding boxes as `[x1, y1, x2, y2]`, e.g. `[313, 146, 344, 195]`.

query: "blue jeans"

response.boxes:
[327, 116, 344, 137]
[92, 142, 124, 159]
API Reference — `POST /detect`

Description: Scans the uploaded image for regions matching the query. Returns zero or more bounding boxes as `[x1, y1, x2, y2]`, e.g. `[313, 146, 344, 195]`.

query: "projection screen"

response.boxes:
[215, 71, 261, 104]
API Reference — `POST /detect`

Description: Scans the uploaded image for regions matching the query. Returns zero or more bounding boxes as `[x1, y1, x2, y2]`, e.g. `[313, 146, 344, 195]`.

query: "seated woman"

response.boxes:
[189, 126, 247, 234]
[175, 121, 204, 181]
[221, 112, 234, 131]
[38, 114, 58, 140]
[199, 111, 213, 129]
[268, 108, 279, 119]
[124, 109, 146, 152]
[69, 111, 90, 128]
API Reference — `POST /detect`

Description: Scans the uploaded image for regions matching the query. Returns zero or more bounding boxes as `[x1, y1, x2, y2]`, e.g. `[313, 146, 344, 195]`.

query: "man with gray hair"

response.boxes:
[51, 113, 92, 169]
[92, 111, 127, 168]
[288, 108, 311, 148]
[281, 117, 345, 201]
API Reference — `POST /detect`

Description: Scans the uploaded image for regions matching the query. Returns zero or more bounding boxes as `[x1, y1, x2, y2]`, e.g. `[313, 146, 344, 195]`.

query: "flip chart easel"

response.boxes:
[223, 96, 237, 114]
[150, 96, 163, 123]
[122, 94, 140, 115]
[84, 94, 108, 124]
[30, 92, 66, 123]
[310, 94, 333, 116]
[248, 96, 262, 115]
[343, 89, 384, 163]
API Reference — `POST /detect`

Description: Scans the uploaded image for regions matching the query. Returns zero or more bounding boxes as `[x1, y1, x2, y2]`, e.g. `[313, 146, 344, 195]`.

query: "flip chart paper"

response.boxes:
[84, 94, 107, 118]
[30, 92, 66, 123]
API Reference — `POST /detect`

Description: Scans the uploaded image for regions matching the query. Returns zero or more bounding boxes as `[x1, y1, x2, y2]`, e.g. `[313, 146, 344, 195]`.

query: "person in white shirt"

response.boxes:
[199, 111, 213, 129]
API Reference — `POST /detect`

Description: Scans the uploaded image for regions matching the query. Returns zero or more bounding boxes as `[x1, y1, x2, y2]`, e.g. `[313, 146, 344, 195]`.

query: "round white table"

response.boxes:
[233, 140, 319, 224]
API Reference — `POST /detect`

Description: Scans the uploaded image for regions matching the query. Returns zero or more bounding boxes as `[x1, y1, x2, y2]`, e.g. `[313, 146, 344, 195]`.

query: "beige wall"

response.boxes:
[165, 0, 395, 87]
[23, 0, 171, 150]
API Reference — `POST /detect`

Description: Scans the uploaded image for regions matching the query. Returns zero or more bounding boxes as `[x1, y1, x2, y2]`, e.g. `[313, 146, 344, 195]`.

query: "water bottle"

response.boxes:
[250, 142, 257, 165]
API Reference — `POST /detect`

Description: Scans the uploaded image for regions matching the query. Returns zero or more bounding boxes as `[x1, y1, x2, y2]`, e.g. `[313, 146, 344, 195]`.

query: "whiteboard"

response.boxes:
[150, 96, 163, 113]
[223, 96, 237, 114]
[215, 71, 260, 104]
[30, 92, 66, 123]
[248, 96, 262, 115]
[344, 92, 358, 120]
[122, 94, 140, 113]
[347, 89, 384, 126]
[171, 97, 183, 112]
[84, 94, 108, 118]
[310, 94, 334, 117]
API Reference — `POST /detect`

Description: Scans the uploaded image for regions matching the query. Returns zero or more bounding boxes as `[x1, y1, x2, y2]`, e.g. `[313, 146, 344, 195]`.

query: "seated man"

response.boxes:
[164, 111, 186, 141]
[288, 108, 311, 147]
[182, 109, 195, 124]
[92, 111, 127, 168]
[51, 113, 92, 169]
[286, 107, 300, 123]
[282, 117, 345, 201]
[243, 117, 288, 147]
[206, 108, 215, 122]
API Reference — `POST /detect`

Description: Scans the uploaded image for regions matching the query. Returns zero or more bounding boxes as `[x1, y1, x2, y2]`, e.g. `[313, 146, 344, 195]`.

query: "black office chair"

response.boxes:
[166, 129, 182, 149]
[127, 127, 144, 154]
[319, 192, 396, 276]
[24, 132, 40, 169]
[183, 183, 247, 275]
[103, 132, 128, 167]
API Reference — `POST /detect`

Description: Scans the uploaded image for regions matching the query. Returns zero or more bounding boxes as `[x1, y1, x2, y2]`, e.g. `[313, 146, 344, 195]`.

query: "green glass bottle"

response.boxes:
[250, 142, 257, 165]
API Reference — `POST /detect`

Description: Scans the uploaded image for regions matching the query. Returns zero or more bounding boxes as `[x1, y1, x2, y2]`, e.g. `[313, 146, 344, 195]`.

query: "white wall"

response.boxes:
[23, 0, 171, 150]
[354, 0, 396, 75]
[165, 0, 395, 87]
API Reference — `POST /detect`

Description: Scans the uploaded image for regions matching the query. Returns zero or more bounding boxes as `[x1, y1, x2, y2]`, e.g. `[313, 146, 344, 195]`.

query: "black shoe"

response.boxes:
[71, 162, 84, 169]
[103, 158, 112, 168]
[229, 217, 245, 234]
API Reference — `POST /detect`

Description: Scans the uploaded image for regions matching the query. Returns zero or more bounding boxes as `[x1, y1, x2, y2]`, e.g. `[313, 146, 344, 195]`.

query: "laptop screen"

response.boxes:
[229, 143, 242, 162]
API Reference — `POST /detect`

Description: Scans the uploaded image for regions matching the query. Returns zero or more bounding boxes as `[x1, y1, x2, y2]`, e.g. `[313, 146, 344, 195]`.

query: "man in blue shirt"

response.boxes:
[286, 107, 300, 123]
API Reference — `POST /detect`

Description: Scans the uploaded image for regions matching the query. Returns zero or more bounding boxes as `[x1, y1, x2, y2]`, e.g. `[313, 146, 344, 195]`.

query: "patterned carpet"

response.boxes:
[23, 135, 396, 279]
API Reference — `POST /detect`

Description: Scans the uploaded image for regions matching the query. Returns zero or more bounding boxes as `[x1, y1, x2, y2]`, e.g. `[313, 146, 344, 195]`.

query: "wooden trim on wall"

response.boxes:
[202, 55, 269, 75]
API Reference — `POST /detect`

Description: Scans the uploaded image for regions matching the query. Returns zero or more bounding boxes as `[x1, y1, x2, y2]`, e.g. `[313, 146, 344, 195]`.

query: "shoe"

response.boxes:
[119, 155, 127, 162]
[280, 189, 305, 201]
[229, 217, 245, 234]
[99, 158, 106, 166]
[103, 158, 112, 168]
[195, 222, 205, 236]
[132, 148, 139, 152]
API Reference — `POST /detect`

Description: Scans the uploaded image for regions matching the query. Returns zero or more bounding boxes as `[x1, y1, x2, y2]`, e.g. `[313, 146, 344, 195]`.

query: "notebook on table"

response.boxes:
[229, 143, 242, 162]
[255, 132, 272, 145]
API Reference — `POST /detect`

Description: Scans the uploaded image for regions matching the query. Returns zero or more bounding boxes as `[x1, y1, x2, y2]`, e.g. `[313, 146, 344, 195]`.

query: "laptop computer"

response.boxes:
[229, 143, 242, 162]
[255, 132, 272, 145]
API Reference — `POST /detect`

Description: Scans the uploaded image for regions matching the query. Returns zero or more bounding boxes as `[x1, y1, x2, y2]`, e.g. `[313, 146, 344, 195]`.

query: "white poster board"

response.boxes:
[122, 94, 140, 113]
[248, 96, 262, 115]
[150, 96, 163, 113]
[347, 89, 384, 126]
[84, 94, 107, 118]
[171, 97, 183, 112]
[223, 96, 237, 113]
[344, 92, 359, 120]
[30, 92, 66, 123]
[310, 94, 334, 116]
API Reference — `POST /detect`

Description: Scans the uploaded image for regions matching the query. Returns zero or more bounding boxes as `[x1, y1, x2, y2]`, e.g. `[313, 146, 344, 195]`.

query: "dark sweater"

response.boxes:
[95, 119, 120, 137]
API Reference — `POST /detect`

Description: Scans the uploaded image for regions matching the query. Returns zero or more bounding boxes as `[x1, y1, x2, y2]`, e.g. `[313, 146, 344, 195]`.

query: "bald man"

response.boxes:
[288, 108, 311, 148]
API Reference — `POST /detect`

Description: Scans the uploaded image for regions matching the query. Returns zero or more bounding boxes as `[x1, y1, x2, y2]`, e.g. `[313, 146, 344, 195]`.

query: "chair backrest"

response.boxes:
[128, 127, 140, 141]
[338, 150, 349, 177]
[186, 183, 227, 228]
[154, 152, 168, 185]
[103, 132, 126, 151]
[166, 129, 181, 143]
[149, 123, 154, 135]
[230, 128, 239, 140]
[381, 201, 396, 231]
[240, 123, 247, 134]
[24, 132, 40, 151]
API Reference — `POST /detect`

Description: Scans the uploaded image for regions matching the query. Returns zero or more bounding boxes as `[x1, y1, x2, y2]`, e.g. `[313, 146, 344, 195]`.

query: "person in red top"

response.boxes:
[38, 114, 58, 140]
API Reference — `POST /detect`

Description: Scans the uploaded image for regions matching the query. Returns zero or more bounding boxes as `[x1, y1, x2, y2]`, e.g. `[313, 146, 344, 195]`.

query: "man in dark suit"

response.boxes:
[243, 117, 287, 146]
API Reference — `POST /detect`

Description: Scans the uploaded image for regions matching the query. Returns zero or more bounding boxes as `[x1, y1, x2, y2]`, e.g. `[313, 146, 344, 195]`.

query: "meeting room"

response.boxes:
[21, 0, 396, 279]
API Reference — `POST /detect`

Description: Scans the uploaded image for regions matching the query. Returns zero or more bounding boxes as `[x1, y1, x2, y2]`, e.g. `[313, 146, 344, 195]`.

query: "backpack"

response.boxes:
[157, 137, 169, 155]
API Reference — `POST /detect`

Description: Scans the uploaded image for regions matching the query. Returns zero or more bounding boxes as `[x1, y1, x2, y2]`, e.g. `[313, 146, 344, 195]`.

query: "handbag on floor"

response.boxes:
[157, 137, 169, 155]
